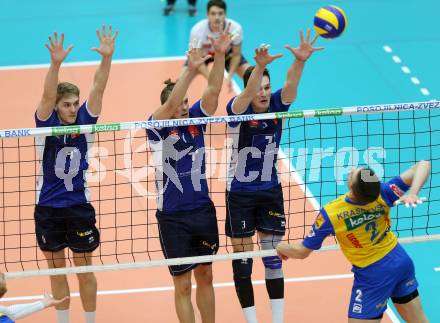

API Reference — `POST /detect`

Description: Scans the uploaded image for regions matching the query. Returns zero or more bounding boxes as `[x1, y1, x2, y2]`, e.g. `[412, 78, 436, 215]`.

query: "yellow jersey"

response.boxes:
[303, 176, 409, 268]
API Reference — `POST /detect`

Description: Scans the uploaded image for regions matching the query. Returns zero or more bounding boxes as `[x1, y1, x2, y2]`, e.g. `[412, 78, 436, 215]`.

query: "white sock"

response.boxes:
[85, 311, 96, 323]
[270, 299, 284, 323]
[243, 306, 258, 323]
[56, 309, 70, 323]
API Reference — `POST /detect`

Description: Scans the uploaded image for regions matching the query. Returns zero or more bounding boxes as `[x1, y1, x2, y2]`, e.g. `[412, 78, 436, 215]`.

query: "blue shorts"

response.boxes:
[156, 202, 219, 276]
[225, 184, 286, 238]
[34, 203, 100, 253]
[348, 243, 418, 319]
[0, 315, 14, 323]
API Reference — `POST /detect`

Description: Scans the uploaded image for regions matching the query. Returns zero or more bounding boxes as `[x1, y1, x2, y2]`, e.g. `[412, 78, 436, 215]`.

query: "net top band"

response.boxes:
[1, 100, 439, 139]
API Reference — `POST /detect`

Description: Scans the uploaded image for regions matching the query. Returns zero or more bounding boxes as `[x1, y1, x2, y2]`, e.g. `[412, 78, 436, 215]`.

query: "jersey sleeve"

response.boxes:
[189, 99, 210, 117]
[226, 96, 252, 128]
[35, 110, 59, 127]
[270, 89, 291, 112]
[146, 115, 169, 143]
[302, 208, 335, 250]
[76, 101, 99, 125]
[380, 176, 410, 207]
[0, 301, 45, 320]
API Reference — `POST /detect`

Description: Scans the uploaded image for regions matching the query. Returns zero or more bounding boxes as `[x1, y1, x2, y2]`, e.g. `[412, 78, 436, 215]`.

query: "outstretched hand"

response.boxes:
[284, 29, 324, 62]
[91, 25, 118, 57]
[186, 38, 212, 71]
[45, 32, 73, 64]
[394, 195, 426, 208]
[254, 44, 283, 68]
[42, 291, 69, 308]
[209, 22, 236, 54]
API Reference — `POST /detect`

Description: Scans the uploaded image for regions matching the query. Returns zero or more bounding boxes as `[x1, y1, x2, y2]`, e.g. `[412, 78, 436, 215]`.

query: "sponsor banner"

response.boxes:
[315, 108, 343, 117]
[92, 123, 121, 133]
[275, 111, 304, 119]
[356, 101, 440, 113]
[52, 125, 81, 136]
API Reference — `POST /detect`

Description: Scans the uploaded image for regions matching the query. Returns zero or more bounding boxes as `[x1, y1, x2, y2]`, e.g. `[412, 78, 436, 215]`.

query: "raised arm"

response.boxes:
[281, 29, 324, 104]
[231, 45, 283, 114]
[153, 41, 211, 120]
[395, 160, 431, 206]
[201, 23, 234, 115]
[36, 32, 73, 120]
[87, 25, 118, 116]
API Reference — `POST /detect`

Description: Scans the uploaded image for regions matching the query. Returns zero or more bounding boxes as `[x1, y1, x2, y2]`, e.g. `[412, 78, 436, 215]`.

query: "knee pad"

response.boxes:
[261, 234, 283, 279]
[232, 258, 254, 308]
[232, 258, 253, 279]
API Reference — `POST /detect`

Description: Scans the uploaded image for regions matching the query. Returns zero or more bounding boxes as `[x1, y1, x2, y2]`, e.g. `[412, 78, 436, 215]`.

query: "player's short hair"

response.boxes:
[243, 66, 271, 88]
[56, 82, 80, 104]
[351, 168, 380, 204]
[160, 79, 176, 105]
[207, 0, 227, 13]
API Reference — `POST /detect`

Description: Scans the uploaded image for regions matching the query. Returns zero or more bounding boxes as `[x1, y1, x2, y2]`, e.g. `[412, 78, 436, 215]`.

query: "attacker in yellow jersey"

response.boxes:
[277, 161, 431, 322]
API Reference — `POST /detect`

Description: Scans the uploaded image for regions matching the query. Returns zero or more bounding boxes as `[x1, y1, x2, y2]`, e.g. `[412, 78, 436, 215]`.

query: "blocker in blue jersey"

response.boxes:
[34, 26, 117, 323]
[225, 30, 323, 323]
[147, 26, 233, 323]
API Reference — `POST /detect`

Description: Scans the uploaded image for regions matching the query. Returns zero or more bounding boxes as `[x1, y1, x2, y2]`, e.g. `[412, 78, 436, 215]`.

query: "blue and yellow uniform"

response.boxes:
[225, 89, 290, 238]
[303, 176, 418, 319]
[147, 100, 219, 275]
[34, 102, 100, 253]
[0, 313, 13, 323]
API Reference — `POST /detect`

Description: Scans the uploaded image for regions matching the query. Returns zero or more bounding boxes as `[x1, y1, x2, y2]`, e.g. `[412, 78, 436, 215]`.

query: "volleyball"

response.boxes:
[314, 5, 347, 39]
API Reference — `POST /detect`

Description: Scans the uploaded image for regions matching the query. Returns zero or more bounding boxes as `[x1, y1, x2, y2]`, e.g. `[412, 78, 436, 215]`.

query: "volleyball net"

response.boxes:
[1, 100, 440, 278]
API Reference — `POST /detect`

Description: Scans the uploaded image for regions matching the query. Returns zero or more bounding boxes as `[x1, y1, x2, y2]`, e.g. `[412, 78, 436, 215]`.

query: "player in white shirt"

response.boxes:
[189, 0, 250, 90]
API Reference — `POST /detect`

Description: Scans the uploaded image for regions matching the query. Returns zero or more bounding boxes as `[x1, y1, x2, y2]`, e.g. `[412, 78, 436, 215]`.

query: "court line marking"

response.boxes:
[434, 267, 440, 271]
[0, 273, 354, 302]
[0, 56, 187, 71]
[382, 45, 432, 98]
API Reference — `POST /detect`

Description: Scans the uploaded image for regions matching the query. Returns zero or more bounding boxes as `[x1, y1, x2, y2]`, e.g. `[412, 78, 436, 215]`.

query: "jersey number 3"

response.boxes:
[365, 221, 378, 242]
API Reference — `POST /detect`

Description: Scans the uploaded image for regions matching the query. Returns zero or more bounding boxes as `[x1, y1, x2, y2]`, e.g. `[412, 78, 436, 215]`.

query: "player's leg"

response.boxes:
[226, 191, 258, 323]
[194, 264, 215, 323]
[157, 208, 197, 322]
[164, 0, 176, 16]
[192, 203, 218, 323]
[393, 292, 428, 323]
[66, 204, 100, 323]
[258, 232, 284, 323]
[35, 205, 70, 323]
[389, 244, 428, 323]
[256, 185, 286, 323]
[187, 0, 197, 16]
[173, 271, 195, 323]
[43, 250, 71, 323]
[72, 252, 97, 322]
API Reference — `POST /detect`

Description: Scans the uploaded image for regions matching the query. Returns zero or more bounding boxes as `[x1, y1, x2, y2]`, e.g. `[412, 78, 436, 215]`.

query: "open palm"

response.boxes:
[45, 32, 73, 64]
[285, 29, 324, 62]
[187, 39, 211, 71]
[210, 22, 233, 54]
[254, 44, 283, 67]
[92, 25, 118, 57]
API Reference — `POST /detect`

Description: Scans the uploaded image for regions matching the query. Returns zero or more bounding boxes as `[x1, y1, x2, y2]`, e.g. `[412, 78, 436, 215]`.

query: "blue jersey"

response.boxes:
[226, 89, 290, 192]
[35, 102, 98, 208]
[146, 100, 212, 213]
